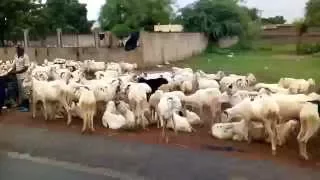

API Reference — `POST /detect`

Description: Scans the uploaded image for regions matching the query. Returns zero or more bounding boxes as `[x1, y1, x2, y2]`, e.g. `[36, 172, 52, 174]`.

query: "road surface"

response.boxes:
[0, 124, 319, 180]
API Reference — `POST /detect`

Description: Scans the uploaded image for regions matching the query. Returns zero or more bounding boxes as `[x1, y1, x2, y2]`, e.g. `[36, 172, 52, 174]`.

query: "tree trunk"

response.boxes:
[296, 35, 302, 55]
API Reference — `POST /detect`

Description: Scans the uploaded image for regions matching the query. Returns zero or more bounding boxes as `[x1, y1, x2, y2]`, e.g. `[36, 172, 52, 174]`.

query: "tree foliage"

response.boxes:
[261, 16, 286, 24]
[305, 0, 320, 25]
[99, 0, 174, 37]
[0, 0, 92, 46]
[176, 0, 260, 47]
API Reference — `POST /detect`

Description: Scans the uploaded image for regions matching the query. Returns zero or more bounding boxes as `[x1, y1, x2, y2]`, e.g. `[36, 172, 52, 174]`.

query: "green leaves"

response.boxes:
[178, 0, 251, 42]
[99, 0, 174, 37]
[261, 16, 286, 24]
[306, 0, 320, 25]
[0, 0, 92, 46]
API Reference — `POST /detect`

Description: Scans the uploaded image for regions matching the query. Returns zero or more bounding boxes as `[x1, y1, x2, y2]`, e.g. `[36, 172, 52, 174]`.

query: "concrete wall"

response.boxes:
[0, 47, 143, 65]
[1, 32, 208, 67]
[140, 32, 208, 67]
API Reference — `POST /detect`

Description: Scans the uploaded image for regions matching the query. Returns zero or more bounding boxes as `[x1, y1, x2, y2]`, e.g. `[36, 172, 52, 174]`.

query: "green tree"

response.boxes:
[44, 0, 92, 33]
[99, 0, 174, 37]
[261, 16, 286, 24]
[177, 0, 259, 47]
[0, 0, 43, 45]
[294, 18, 309, 54]
[305, 0, 320, 25]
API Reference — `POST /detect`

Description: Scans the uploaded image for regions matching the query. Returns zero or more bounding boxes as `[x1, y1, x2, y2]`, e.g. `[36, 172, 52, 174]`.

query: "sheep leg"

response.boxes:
[264, 120, 277, 156]
[32, 92, 37, 119]
[32, 100, 37, 119]
[81, 112, 87, 134]
[43, 101, 49, 121]
[171, 116, 178, 135]
[90, 112, 95, 132]
[161, 119, 169, 143]
[300, 119, 320, 160]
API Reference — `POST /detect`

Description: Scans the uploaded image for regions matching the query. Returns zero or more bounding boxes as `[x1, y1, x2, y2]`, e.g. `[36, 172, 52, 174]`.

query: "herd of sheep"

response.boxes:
[1, 58, 320, 161]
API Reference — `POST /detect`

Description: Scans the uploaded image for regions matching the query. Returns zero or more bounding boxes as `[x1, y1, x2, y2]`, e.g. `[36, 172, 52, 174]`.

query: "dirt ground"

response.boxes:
[1, 108, 320, 170]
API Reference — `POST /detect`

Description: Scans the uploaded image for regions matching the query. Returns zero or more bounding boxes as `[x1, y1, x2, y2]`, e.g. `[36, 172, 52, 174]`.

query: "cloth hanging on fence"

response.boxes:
[124, 32, 140, 51]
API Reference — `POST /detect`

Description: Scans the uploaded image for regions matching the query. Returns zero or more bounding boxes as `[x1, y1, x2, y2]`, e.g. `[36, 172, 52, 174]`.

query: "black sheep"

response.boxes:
[137, 76, 169, 100]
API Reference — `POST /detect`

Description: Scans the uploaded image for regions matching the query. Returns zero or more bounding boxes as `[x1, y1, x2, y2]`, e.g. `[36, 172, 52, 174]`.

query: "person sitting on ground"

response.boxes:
[13, 44, 30, 112]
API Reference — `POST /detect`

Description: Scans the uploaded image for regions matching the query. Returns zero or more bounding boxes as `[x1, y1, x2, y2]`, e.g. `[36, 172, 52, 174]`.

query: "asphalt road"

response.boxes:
[0, 154, 112, 180]
[0, 124, 319, 180]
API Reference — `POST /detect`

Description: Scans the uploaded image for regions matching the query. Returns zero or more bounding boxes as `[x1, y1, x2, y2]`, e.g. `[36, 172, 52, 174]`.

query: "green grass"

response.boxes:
[175, 44, 320, 84]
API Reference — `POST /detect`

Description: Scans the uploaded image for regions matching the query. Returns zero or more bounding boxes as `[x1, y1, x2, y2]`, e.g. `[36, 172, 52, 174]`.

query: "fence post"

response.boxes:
[76, 33, 80, 47]
[23, 29, 29, 49]
[57, 28, 62, 48]
[93, 30, 100, 48]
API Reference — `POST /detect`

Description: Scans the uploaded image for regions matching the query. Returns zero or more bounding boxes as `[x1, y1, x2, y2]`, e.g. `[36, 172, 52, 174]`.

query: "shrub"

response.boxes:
[297, 43, 320, 55]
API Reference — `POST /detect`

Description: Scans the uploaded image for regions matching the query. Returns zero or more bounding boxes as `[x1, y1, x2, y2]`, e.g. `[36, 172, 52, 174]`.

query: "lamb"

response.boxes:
[102, 101, 127, 130]
[157, 94, 183, 142]
[222, 94, 280, 155]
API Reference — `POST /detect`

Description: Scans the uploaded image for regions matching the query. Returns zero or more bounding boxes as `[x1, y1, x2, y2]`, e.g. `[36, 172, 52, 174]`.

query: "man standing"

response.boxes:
[14, 44, 30, 112]
[0, 76, 5, 114]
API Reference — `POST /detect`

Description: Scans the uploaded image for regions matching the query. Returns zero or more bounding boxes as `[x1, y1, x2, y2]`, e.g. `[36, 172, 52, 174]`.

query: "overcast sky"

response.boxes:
[79, 0, 308, 23]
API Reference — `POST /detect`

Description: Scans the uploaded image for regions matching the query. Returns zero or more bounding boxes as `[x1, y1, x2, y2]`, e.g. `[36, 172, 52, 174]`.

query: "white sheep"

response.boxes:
[119, 62, 138, 73]
[185, 110, 202, 125]
[197, 70, 225, 81]
[220, 76, 248, 93]
[254, 83, 289, 94]
[182, 88, 229, 123]
[297, 101, 320, 160]
[157, 94, 183, 142]
[106, 62, 122, 74]
[279, 78, 315, 94]
[30, 78, 72, 122]
[72, 86, 96, 133]
[211, 119, 247, 141]
[222, 94, 280, 155]
[116, 101, 135, 129]
[124, 83, 151, 129]
[102, 101, 127, 130]
[166, 112, 194, 133]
